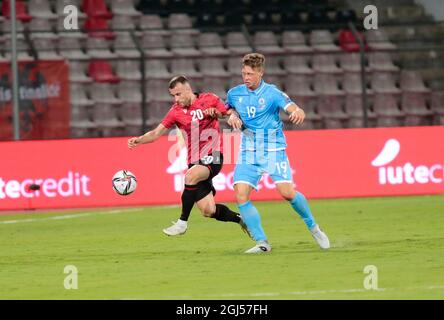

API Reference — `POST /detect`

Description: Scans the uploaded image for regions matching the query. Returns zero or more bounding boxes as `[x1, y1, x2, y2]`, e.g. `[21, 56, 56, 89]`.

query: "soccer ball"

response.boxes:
[112, 170, 137, 196]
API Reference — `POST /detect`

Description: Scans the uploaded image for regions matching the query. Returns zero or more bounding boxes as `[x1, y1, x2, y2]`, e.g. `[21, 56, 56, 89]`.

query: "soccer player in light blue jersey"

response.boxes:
[226, 53, 330, 253]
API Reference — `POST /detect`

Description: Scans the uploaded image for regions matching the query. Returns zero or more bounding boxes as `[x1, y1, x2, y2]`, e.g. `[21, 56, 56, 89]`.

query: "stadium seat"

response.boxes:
[33, 38, 64, 60]
[401, 92, 432, 116]
[253, 32, 284, 55]
[281, 11, 302, 26]
[28, 0, 57, 20]
[141, 33, 173, 58]
[110, 0, 142, 17]
[371, 73, 401, 94]
[198, 33, 230, 57]
[91, 103, 123, 132]
[225, 32, 253, 55]
[167, 13, 199, 35]
[344, 94, 376, 128]
[431, 91, 444, 125]
[2, 17, 26, 38]
[82, 0, 113, 19]
[145, 79, 172, 102]
[170, 58, 202, 80]
[68, 60, 93, 83]
[309, 30, 340, 52]
[170, 33, 201, 57]
[70, 104, 95, 131]
[116, 60, 142, 81]
[339, 53, 366, 73]
[283, 55, 314, 76]
[373, 93, 404, 127]
[365, 29, 396, 51]
[58, 37, 91, 60]
[145, 59, 171, 80]
[282, 31, 313, 54]
[111, 15, 137, 32]
[89, 83, 122, 104]
[250, 11, 274, 30]
[139, 15, 169, 36]
[70, 83, 94, 106]
[368, 52, 399, 73]
[338, 29, 367, 53]
[203, 77, 228, 100]
[86, 37, 118, 59]
[3, 38, 33, 60]
[343, 73, 372, 95]
[28, 18, 57, 39]
[307, 9, 332, 25]
[314, 73, 344, 96]
[317, 95, 348, 121]
[84, 18, 115, 39]
[87, 60, 121, 83]
[399, 70, 430, 93]
[119, 103, 143, 127]
[118, 80, 142, 103]
[200, 57, 230, 78]
[1, 0, 33, 22]
[402, 92, 433, 126]
[113, 32, 141, 58]
[285, 74, 316, 97]
[312, 54, 342, 75]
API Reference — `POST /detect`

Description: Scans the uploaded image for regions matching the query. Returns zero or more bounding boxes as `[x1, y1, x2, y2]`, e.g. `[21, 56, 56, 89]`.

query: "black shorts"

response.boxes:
[188, 152, 223, 201]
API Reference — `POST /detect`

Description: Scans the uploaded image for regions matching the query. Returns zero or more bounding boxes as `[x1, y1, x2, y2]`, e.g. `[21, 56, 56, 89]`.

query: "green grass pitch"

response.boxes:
[0, 195, 443, 300]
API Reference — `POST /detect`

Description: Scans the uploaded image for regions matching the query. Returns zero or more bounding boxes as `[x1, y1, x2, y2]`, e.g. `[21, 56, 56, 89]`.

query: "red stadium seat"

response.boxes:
[82, 0, 113, 19]
[338, 29, 368, 52]
[1, 0, 33, 22]
[84, 18, 115, 39]
[87, 60, 120, 84]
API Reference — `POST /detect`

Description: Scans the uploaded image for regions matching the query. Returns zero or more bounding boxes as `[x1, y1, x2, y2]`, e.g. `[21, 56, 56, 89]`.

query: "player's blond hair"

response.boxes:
[242, 53, 265, 70]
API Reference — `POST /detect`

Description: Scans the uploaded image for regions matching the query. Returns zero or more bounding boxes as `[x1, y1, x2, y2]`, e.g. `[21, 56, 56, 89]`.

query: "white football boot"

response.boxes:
[310, 225, 330, 249]
[244, 240, 272, 254]
[163, 220, 187, 236]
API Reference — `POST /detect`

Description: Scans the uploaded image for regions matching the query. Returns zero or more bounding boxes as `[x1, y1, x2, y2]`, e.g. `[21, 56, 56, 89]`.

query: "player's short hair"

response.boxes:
[169, 75, 189, 89]
[242, 53, 265, 70]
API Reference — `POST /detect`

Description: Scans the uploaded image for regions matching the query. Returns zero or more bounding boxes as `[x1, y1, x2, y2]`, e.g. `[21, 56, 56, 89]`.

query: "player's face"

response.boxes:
[169, 83, 193, 107]
[241, 65, 263, 90]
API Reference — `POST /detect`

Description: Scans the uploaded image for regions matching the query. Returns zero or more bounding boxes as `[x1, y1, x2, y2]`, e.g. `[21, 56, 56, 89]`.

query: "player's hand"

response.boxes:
[128, 137, 141, 149]
[204, 108, 221, 118]
[289, 108, 305, 125]
[227, 113, 242, 130]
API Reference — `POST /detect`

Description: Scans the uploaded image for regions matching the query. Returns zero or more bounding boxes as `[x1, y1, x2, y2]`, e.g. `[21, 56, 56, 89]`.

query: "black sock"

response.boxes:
[180, 184, 198, 221]
[213, 204, 241, 223]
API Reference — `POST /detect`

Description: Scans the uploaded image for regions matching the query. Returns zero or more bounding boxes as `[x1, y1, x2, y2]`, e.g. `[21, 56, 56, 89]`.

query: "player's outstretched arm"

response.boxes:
[128, 124, 168, 149]
[286, 103, 305, 125]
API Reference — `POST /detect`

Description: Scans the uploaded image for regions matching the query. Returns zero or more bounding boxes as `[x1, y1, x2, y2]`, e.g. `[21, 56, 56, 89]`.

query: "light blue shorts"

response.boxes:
[233, 149, 293, 190]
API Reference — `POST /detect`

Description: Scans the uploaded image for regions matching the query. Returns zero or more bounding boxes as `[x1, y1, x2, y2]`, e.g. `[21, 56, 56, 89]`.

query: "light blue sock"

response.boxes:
[289, 192, 317, 230]
[238, 201, 267, 241]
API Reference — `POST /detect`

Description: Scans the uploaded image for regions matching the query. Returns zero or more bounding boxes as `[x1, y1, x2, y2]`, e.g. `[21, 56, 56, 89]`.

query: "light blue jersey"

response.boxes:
[226, 81, 294, 152]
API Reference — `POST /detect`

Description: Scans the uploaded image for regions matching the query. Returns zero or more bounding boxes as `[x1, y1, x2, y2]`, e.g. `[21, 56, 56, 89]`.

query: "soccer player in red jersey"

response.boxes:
[128, 75, 249, 237]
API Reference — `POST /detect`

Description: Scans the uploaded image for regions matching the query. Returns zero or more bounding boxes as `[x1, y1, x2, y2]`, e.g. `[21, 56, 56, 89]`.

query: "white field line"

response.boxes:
[0, 208, 146, 225]
[166, 285, 444, 299]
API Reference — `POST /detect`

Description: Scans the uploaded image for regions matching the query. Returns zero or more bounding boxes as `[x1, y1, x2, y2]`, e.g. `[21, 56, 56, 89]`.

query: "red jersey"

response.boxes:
[161, 92, 228, 164]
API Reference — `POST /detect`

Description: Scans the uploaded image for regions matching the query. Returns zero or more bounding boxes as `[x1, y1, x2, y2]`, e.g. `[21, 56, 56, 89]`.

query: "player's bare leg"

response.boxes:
[235, 183, 271, 253]
[275, 182, 330, 249]
[163, 165, 210, 236]
[195, 192, 252, 239]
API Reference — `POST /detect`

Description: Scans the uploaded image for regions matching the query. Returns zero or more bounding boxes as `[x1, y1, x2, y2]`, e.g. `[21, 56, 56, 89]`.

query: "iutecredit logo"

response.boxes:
[0, 172, 91, 199]
[371, 139, 444, 185]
